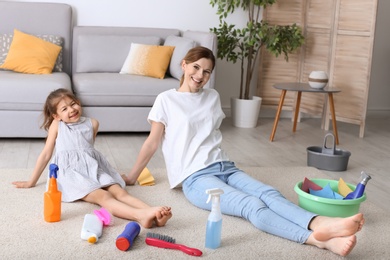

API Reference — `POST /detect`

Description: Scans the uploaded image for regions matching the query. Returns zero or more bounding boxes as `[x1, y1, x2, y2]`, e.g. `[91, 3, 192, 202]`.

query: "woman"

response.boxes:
[122, 46, 363, 256]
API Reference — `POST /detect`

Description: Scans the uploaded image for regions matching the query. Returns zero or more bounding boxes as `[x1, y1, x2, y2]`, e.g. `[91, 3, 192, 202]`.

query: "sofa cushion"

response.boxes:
[0, 71, 71, 110]
[0, 33, 64, 72]
[76, 35, 161, 73]
[119, 43, 175, 79]
[164, 35, 197, 80]
[0, 29, 61, 74]
[73, 73, 178, 106]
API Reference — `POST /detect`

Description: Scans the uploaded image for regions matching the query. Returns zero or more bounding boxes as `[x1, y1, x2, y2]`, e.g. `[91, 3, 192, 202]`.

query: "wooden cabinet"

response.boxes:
[257, 0, 378, 137]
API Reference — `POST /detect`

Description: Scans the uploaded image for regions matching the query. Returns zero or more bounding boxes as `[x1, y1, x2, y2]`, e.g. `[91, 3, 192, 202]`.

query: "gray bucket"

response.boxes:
[307, 133, 351, 171]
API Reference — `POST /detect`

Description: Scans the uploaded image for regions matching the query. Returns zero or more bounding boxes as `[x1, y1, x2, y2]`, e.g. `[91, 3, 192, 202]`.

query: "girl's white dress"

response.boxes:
[51, 117, 125, 202]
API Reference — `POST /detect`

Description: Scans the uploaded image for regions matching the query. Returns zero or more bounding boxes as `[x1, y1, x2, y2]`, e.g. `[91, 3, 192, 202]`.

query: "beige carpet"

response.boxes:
[1, 167, 389, 259]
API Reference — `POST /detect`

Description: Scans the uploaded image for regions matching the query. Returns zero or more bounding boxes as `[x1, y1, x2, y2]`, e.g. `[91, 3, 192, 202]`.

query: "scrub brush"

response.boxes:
[145, 232, 202, 257]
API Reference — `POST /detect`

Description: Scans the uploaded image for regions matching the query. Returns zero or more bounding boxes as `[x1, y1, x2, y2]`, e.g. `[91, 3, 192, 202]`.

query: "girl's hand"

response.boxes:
[121, 174, 136, 186]
[12, 181, 35, 188]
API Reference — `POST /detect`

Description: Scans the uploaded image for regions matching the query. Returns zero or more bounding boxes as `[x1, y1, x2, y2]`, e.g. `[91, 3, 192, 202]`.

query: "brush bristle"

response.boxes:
[146, 232, 176, 243]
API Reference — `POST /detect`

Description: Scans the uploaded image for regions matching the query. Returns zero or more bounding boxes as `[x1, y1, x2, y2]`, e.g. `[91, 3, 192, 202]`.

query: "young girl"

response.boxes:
[13, 88, 171, 228]
[122, 46, 364, 256]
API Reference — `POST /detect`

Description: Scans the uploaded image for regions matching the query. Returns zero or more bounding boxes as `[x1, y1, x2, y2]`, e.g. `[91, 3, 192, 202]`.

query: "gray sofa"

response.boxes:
[72, 27, 217, 132]
[0, 1, 73, 137]
[0, 1, 217, 137]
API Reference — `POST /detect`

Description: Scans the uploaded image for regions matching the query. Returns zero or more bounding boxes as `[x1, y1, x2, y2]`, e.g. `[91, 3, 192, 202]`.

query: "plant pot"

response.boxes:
[231, 96, 262, 128]
[308, 71, 328, 89]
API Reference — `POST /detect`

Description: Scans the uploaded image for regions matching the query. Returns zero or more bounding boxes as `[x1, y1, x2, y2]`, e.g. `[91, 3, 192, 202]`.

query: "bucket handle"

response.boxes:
[321, 133, 336, 155]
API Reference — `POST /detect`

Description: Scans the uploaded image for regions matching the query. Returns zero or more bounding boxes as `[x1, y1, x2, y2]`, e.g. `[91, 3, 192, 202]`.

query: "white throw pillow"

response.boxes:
[120, 43, 175, 79]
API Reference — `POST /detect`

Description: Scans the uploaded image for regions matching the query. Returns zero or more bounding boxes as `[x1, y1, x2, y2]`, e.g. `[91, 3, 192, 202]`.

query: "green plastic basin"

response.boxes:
[294, 179, 366, 217]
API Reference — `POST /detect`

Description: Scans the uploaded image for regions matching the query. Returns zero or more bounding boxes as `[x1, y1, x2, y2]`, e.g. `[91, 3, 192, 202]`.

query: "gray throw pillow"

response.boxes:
[76, 35, 161, 73]
[164, 35, 197, 80]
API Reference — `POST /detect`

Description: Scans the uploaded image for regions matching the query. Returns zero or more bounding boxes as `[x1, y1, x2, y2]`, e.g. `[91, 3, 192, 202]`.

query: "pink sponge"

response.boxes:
[94, 207, 112, 226]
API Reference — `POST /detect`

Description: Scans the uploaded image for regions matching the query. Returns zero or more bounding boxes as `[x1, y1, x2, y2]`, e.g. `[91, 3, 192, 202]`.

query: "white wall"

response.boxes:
[9, 0, 246, 111]
[8, 0, 390, 114]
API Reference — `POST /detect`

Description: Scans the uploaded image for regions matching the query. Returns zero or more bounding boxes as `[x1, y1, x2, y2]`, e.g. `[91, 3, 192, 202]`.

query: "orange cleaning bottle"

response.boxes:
[44, 164, 62, 222]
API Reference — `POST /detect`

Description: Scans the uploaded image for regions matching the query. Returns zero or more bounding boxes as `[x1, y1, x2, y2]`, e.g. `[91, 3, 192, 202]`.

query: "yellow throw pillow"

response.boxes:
[120, 43, 175, 79]
[0, 29, 62, 74]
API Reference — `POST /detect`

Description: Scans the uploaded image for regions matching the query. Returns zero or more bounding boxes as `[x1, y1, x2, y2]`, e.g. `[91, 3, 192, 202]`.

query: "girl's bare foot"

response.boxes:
[311, 213, 364, 241]
[137, 206, 172, 228]
[306, 233, 357, 256]
[155, 207, 172, 227]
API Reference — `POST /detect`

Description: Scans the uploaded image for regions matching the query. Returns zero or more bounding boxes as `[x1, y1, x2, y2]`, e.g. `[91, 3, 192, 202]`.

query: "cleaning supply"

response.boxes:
[309, 183, 343, 200]
[344, 171, 372, 200]
[93, 207, 112, 226]
[116, 221, 141, 251]
[81, 207, 111, 244]
[81, 214, 102, 244]
[43, 163, 61, 222]
[145, 232, 202, 256]
[205, 188, 224, 249]
[338, 177, 353, 197]
[301, 177, 322, 193]
[137, 167, 155, 186]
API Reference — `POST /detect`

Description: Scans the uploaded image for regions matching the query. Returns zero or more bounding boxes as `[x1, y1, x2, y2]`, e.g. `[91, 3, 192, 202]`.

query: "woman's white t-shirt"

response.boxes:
[148, 88, 229, 188]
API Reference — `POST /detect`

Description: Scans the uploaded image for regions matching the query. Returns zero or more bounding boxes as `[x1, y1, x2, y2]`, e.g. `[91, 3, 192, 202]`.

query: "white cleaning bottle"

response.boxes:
[81, 214, 102, 244]
[81, 208, 112, 244]
[205, 188, 224, 249]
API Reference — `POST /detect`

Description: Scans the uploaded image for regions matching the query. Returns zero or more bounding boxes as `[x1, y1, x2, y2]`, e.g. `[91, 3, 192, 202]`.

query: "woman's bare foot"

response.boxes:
[137, 206, 172, 228]
[306, 233, 357, 256]
[310, 213, 364, 241]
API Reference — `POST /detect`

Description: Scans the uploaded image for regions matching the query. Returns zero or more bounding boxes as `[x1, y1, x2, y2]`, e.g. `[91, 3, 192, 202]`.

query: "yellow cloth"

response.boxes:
[137, 167, 155, 186]
[338, 177, 353, 197]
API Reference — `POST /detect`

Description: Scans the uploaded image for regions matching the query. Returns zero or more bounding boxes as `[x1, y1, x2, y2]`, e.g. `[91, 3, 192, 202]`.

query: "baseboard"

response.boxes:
[222, 107, 390, 119]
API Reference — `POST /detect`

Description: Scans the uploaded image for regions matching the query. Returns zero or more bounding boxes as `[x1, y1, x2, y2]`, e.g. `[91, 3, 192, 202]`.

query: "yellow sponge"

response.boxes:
[338, 177, 353, 197]
[137, 167, 155, 186]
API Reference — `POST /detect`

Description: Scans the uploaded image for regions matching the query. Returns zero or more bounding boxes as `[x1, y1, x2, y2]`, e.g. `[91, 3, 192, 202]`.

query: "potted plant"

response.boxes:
[210, 0, 304, 128]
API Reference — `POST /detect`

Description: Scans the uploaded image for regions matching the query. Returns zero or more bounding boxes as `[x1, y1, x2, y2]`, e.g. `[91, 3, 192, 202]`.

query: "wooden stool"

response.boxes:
[270, 82, 341, 144]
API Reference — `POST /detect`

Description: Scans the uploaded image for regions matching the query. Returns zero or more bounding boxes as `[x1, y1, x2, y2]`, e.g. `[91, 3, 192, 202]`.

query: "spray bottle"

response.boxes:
[44, 163, 61, 222]
[205, 188, 224, 249]
[344, 171, 372, 200]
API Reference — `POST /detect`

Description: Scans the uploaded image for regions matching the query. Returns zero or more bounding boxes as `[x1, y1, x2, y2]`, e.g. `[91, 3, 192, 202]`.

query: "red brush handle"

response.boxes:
[145, 237, 202, 256]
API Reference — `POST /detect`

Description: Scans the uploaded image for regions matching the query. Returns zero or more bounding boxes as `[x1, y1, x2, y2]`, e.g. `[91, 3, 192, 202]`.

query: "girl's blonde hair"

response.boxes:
[41, 88, 80, 131]
[180, 46, 216, 86]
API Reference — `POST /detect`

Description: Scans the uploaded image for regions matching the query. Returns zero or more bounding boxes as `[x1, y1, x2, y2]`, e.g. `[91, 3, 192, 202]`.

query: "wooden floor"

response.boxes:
[1, 115, 389, 213]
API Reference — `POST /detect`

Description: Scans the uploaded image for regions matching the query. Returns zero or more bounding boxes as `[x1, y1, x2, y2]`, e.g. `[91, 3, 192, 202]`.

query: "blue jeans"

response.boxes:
[182, 161, 316, 244]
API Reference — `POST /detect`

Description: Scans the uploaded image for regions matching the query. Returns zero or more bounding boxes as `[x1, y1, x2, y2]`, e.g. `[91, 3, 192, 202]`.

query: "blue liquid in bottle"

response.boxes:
[205, 219, 222, 249]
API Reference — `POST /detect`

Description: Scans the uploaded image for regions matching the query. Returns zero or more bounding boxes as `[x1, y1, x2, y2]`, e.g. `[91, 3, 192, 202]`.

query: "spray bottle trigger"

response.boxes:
[205, 188, 224, 203]
[206, 194, 212, 204]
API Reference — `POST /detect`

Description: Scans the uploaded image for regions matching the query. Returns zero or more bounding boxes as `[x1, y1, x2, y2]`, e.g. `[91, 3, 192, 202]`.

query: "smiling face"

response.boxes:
[180, 58, 213, 93]
[53, 96, 82, 124]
